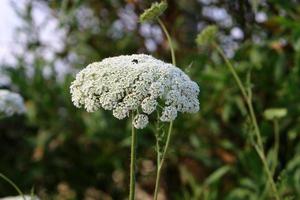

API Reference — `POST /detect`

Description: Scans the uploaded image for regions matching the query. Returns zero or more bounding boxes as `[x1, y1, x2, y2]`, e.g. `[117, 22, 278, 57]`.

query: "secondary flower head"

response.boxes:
[196, 25, 218, 47]
[264, 108, 287, 120]
[0, 89, 26, 117]
[70, 54, 200, 129]
[139, 1, 168, 23]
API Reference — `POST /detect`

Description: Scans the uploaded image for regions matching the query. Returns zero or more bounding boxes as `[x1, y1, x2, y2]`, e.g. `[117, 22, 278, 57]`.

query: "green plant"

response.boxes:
[70, 54, 199, 199]
[197, 26, 281, 199]
[0, 173, 25, 200]
[1, 0, 300, 199]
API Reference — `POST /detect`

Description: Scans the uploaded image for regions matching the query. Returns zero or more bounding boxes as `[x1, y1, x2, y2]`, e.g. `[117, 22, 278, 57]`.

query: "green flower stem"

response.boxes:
[129, 114, 137, 200]
[263, 119, 280, 198]
[153, 18, 176, 200]
[154, 120, 174, 200]
[272, 119, 280, 175]
[214, 44, 247, 102]
[158, 18, 176, 66]
[154, 138, 161, 200]
[0, 173, 25, 200]
[213, 43, 280, 200]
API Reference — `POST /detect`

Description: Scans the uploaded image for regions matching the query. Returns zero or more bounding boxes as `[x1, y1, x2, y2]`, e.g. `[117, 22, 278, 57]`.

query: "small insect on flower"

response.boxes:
[0, 89, 26, 117]
[132, 59, 139, 64]
[70, 54, 200, 129]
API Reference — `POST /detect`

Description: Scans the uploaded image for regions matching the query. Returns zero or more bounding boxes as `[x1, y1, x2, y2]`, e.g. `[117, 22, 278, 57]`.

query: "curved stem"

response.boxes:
[129, 114, 137, 200]
[158, 18, 176, 66]
[0, 173, 25, 200]
[154, 17, 176, 200]
[214, 44, 247, 101]
[153, 121, 173, 200]
[214, 43, 280, 200]
[262, 119, 280, 198]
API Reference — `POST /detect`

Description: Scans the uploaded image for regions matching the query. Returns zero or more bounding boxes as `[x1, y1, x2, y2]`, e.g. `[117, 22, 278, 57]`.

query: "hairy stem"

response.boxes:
[214, 43, 280, 200]
[153, 121, 173, 200]
[0, 173, 25, 200]
[129, 114, 137, 200]
[153, 18, 177, 200]
[272, 119, 280, 175]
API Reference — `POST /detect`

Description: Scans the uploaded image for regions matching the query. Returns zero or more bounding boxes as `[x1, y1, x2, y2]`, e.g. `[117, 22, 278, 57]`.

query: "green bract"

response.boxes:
[139, 1, 167, 23]
[196, 25, 218, 47]
[263, 108, 287, 120]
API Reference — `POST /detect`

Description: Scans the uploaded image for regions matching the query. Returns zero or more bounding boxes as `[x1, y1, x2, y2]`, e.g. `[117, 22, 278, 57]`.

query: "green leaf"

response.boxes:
[204, 165, 231, 186]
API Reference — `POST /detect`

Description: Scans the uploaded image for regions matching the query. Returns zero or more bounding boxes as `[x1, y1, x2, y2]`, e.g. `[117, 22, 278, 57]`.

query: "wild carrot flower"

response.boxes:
[70, 54, 199, 129]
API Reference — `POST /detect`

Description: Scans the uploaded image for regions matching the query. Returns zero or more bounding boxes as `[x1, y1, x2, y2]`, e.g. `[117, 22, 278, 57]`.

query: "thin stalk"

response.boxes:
[272, 119, 280, 175]
[0, 173, 25, 200]
[262, 119, 280, 198]
[159, 121, 174, 169]
[153, 147, 161, 200]
[153, 17, 176, 200]
[215, 43, 263, 148]
[214, 43, 280, 200]
[155, 111, 162, 167]
[255, 144, 280, 200]
[158, 18, 176, 66]
[246, 74, 280, 200]
[154, 111, 161, 200]
[214, 44, 247, 101]
[247, 99, 264, 149]
[153, 121, 173, 200]
[129, 114, 137, 200]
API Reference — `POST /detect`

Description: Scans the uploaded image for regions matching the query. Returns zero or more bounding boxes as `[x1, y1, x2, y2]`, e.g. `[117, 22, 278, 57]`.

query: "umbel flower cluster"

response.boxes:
[0, 89, 26, 117]
[70, 54, 199, 129]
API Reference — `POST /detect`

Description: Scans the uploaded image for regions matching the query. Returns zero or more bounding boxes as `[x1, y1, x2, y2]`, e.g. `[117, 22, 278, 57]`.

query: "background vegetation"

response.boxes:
[0, 0, 300, 199]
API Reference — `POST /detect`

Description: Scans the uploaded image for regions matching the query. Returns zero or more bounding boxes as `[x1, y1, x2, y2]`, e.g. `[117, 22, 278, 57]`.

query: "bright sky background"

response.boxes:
[0, 0, 264, 67]
[0, 0, 21, 64]
[0, 0, 66, 70]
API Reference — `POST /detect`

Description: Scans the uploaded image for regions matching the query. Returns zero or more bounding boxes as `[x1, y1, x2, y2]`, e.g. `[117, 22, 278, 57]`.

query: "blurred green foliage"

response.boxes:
[0, 0, 300, 199]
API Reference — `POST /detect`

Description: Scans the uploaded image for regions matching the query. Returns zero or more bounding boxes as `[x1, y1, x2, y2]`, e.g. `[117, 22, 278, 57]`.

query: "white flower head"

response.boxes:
[70, 54, 200, 128]
[0, 89, 26, 117]
[133, 114, 149, 129]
